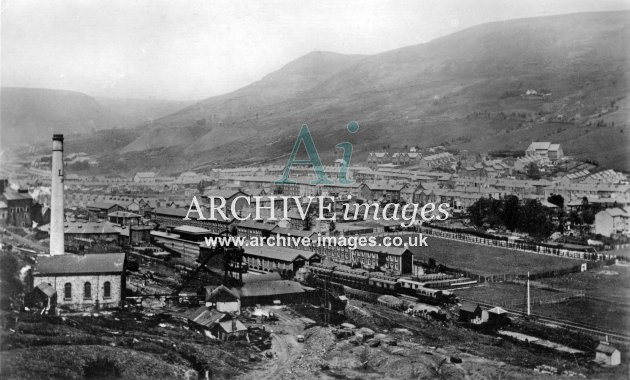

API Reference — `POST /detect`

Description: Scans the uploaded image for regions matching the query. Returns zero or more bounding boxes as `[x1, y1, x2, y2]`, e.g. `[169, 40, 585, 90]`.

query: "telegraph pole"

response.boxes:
[527, 272, 531, 316]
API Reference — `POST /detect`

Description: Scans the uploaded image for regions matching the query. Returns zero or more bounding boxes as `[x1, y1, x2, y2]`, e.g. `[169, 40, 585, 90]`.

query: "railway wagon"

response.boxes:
[369, 277, 400, 292]
[309, 264, 456, 304]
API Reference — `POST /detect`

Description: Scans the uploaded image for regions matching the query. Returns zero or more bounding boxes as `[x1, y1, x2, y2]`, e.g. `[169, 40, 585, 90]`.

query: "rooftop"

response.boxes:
[34, 252, 125, 275]
[243, 245, 319, 262]
[236, 280, 305, 298]
[107, 211, 141, 218]
[174, 225, 212, 234]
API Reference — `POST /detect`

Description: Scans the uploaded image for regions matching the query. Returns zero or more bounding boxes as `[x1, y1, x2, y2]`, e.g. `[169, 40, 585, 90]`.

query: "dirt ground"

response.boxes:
[239, 301, 628, 380]
[0, 310, 255, 379]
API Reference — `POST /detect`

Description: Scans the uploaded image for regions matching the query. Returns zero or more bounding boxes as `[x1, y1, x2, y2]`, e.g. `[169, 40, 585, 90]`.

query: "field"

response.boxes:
[539, 264, 630, 304]
[457, 285, 629, 334]
[454, 264, 630, 333]
[407, 235, 585, 277]
[533, 298, 630, 334]
[455, 283, 567, 309]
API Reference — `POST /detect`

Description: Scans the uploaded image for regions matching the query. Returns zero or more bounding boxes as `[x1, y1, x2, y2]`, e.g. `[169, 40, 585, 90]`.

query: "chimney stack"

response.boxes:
[50, 134, 65, 256]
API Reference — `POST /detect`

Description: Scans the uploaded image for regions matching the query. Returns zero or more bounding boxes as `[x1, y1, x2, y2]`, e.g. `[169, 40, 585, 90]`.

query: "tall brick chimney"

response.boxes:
[50, 134, 65, 256]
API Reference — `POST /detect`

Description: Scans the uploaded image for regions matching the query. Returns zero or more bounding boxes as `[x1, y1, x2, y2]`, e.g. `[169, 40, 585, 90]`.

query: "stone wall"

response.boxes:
[34, 273, 123, 311]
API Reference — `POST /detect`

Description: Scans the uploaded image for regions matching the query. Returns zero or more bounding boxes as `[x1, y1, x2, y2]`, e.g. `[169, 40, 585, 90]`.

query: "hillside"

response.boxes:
[0, 88, 121, 147]
[119, 51, 367, 153]
[24, 11, 630, 172]
[95, 97, 195, 128]
[0, 88, 193, 149]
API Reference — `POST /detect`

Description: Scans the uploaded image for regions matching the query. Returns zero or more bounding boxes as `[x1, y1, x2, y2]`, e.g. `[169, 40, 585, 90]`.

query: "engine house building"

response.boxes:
[32, 252, 126, 311]
[29, 135, 127, 313]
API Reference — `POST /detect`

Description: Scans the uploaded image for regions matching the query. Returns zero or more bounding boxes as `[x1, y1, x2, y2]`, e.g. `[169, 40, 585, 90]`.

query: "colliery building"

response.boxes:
[32, 252, 126, 312]
[152, 207, 235, 234]
[37, 221, 121, 251]
[312, 244, 413, 275]
[151, 225, 215, 262]
[236, 280, 310, 307]
[1, 187, 34, 227]
[86, 201, 127, 220]
[242, 246, 321, 276]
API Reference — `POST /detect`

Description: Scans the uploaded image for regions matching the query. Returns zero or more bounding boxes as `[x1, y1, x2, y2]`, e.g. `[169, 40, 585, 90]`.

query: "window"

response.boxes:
[64, 283, 72, 300]
[84, 282, 92, 299]
[103, 281, 111, 298]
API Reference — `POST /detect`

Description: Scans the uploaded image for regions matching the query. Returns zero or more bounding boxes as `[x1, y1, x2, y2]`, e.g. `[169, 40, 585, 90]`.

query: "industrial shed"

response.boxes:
[459, 302, 483, 323]
[595, 342, 621, 366]
[236, 280, 308, 307]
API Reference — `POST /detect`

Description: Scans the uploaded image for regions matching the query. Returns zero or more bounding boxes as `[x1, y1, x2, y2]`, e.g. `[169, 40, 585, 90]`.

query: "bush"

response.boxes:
[83, 357, 122, 379]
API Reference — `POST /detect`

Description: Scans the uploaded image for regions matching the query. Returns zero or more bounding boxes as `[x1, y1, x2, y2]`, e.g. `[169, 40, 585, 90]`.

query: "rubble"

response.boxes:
[359, 327, 375, 339]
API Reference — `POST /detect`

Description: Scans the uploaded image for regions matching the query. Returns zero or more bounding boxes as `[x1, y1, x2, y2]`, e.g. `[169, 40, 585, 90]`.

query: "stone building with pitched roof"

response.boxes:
[31, 252, 126, 311]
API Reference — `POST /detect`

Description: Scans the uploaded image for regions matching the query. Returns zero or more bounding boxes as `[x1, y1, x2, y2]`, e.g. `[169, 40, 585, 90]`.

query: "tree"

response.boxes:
[568, 210, 582, 226]
[468, 197, 503, 228]
[581, 207, 597, 225]
[526, 162, 541, 180]
[501, 195, 520, 231]
[547, 194, 564, 209]
[517, 199, 554, 240]
[0, 251, 24, 310]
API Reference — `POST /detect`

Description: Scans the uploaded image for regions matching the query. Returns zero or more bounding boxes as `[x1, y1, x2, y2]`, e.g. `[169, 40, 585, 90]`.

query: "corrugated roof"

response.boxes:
[34, 252, 125, 275]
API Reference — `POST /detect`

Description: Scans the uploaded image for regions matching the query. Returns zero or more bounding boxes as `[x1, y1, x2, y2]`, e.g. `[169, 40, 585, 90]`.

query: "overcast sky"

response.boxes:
[2, 0, 628, 101]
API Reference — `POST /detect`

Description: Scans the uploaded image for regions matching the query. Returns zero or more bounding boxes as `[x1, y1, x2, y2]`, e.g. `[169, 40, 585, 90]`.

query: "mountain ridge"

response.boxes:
[0, 87, 196, 148]
[8, 11, 630, 172]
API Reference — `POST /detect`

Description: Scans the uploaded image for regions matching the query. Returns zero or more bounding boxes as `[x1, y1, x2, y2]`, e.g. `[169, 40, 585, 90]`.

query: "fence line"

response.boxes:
[415, 226, 620, 261]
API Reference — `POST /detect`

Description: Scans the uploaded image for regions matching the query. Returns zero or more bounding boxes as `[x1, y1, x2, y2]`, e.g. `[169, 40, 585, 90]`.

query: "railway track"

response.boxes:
[460, 297, 630, 342]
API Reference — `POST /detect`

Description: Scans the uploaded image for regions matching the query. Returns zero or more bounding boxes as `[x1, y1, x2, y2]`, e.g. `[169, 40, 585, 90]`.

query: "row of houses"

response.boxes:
[367, 151, 455, 169]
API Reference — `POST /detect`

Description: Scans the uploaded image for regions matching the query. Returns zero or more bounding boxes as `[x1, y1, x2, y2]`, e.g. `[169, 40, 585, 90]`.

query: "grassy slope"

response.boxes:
[101, 11, 630, 173]
[0, 312, 253, 379]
